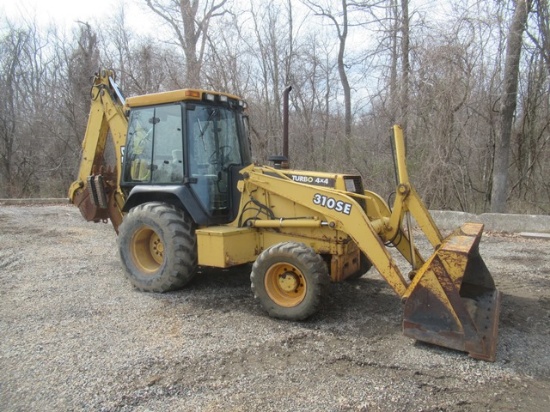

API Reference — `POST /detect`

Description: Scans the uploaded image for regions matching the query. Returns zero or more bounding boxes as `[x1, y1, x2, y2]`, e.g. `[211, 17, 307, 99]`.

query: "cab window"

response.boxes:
[124, 104, 184, 184]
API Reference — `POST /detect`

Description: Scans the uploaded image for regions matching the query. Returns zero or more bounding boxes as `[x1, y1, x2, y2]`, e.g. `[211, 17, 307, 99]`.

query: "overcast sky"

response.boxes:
[1, 0, 452, 49]
[2, 0, 110, 23]
[1, 0, 450, 28]
[0, 0, 153, 32]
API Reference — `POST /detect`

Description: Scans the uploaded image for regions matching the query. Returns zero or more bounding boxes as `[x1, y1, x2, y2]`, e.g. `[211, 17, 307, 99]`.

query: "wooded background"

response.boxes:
[1, 0, 548, 214]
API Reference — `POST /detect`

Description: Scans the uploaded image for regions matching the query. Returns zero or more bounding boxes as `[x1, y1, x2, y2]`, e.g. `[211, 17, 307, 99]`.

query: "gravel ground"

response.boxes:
[1, 204, 549, 411]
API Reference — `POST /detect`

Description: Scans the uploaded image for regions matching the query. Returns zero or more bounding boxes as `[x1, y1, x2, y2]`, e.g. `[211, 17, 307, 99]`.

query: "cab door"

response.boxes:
[186, 104, 247, 221]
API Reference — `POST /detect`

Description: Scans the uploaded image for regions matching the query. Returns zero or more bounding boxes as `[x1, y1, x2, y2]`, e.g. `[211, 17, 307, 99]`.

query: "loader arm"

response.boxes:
[238, 125, 443, 299]
[68, 70, 128, 232]
[241, 166, 410, 296]
[387, 125, 443, 250]
[239, 124, 500, 361]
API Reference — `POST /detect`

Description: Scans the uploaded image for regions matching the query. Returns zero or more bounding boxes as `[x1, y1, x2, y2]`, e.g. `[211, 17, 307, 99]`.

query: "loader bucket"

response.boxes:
[402, 223, 501, 361]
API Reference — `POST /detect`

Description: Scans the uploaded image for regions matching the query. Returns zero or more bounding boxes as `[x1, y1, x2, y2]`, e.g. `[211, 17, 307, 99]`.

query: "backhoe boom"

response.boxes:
[68, 70, 127, 231]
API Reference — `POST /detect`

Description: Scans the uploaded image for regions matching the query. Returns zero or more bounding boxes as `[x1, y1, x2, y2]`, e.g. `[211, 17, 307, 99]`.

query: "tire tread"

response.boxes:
[250, 241, 329, 320]
[118, 202, 196, 292]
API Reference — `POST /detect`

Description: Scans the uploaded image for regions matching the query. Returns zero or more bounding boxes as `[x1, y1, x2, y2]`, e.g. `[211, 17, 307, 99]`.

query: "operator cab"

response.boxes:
[120, 90, 251, 226]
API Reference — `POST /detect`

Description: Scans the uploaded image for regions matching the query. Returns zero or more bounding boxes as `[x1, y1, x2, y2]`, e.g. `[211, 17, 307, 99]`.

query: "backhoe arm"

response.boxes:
[68, 70, 128, 232]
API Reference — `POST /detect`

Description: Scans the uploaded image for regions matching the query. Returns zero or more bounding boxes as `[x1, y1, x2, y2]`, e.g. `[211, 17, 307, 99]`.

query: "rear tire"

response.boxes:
[118, 202, 196, 292]
[251, 242, 329, 320]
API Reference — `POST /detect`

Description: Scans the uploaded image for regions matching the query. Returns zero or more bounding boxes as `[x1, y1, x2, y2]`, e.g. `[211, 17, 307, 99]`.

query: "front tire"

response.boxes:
[118, 202, 197, 292]
[250, 242, 330, 320]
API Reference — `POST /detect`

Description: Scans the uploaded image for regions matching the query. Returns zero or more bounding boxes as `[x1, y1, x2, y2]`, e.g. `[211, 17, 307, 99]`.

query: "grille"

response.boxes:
[345, 176, 366, 211]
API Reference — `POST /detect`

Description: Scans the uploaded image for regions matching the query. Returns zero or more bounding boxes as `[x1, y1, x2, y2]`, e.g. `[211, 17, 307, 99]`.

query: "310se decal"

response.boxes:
[313, 194, 352, 215]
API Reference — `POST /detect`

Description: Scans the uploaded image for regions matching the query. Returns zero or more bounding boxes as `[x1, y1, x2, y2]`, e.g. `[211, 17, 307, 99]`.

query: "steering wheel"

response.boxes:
[208, 145, 233, 165]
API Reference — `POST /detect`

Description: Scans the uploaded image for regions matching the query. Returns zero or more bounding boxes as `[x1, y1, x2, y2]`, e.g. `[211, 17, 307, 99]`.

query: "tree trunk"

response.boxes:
[400, 0, 410, 132]
[491, 0, 532, 213]
[389, 0, 398, 123]
[338, 0, 352, 160]
[145, 0, 227, 87]
[304, 0, 352, 159]
[182, 0, 201, 87]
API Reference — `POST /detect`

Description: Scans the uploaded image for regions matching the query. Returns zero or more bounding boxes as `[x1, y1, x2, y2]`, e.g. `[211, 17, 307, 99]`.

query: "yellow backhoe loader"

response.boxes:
[69, 70, 500, 361]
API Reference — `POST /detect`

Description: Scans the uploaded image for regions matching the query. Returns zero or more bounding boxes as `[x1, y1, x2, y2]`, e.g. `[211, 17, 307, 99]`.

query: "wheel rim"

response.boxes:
[131, 225, 164, 273]
[264, 262, 307, 307]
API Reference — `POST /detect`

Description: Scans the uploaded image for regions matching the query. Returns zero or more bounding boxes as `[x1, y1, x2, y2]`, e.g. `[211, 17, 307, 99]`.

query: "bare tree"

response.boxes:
[1, 0, 549, 216]
[243, 0, 297, 161]
[64, 22, 100, 147]
[491, 0, 533, 212]
[202, 13, 249, 94]
[303, 0, 352, 159]
[0, 23, 27, 196]
[399, 0, 410, 131]
[0, 17, 75, 197]
[389, 0, 399, 122]
[145, 0, 228, 87]
[527, 0, 550, 74]
[288, 33, 336, 170]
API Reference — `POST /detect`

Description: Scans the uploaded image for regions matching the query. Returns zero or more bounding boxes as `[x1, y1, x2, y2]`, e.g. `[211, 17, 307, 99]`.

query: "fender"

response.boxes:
[123, 185, 214, 226]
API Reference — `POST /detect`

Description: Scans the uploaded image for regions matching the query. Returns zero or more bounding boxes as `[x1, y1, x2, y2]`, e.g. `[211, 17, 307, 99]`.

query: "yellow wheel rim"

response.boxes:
[131, 226, 164, 273]
[264, 262, 307, 307]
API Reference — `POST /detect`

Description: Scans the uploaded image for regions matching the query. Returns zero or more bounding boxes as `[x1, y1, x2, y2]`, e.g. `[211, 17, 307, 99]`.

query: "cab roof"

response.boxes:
[125, 89, 245, 108]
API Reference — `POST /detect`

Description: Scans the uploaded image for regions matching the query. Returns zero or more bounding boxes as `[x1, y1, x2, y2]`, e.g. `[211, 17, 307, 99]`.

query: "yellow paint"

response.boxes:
[264, 262, 307, 307]
[196, 226, 258, 267]
[125, 88, 242, 108]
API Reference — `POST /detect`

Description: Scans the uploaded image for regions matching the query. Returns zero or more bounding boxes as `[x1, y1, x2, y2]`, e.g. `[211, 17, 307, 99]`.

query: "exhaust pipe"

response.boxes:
[269, 86, 292, 169]
[283, 85, 292, 162]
